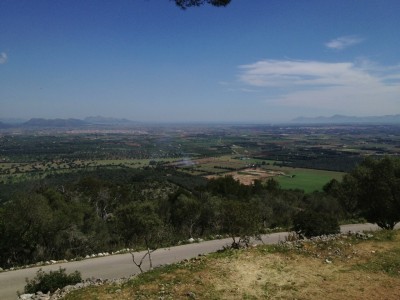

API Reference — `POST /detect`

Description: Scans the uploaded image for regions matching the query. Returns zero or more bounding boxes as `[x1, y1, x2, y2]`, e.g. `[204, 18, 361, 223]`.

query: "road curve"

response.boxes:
[0, 223, 386, 299]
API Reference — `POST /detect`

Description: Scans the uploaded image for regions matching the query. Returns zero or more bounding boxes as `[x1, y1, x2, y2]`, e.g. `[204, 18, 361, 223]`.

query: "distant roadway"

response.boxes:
[0, 223, 390, 300]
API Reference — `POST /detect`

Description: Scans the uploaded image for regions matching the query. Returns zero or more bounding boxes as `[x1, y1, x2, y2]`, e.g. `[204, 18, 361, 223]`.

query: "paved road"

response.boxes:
[0, 223, 385, 299]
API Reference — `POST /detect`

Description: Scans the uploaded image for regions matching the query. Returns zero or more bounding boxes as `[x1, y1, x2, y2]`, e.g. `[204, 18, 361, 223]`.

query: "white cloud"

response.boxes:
[239, 59, 376, 88]
[238, 59, 400, 116]
[325, 35, 364, 50]
[0, 52, 7, 64]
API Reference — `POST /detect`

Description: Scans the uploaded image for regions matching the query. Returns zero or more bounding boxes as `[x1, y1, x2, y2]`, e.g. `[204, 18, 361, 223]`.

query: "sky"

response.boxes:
[1, 0, 399, 123]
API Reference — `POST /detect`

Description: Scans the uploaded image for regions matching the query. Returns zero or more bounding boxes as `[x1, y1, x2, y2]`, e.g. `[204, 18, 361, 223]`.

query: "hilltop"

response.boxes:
[63, 230, 400, 300]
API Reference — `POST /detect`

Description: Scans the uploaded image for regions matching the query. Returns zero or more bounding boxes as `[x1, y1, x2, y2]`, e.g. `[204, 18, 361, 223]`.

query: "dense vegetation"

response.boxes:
[1, 155, 399, 269]
[0, 166, 334, 268]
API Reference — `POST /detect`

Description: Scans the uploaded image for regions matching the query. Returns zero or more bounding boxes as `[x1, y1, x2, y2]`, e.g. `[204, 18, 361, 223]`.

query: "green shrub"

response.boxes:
[292, 210, 340, 238]
[24, 267, 82, 294]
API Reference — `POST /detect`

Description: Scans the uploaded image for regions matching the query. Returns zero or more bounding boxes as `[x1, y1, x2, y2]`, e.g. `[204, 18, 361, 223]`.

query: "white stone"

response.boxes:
[19, 294, 34, 300]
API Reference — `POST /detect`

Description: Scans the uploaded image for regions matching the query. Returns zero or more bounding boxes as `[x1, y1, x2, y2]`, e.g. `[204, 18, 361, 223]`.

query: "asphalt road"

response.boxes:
[0, 223, 384, 299]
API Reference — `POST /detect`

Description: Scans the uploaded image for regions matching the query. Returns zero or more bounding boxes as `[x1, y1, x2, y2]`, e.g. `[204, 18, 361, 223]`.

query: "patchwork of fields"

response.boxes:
[1, 124, 399, 191]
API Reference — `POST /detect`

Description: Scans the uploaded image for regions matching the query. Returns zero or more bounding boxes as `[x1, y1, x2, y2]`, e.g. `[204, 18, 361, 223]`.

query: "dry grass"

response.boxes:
[65, 230, 400, 300]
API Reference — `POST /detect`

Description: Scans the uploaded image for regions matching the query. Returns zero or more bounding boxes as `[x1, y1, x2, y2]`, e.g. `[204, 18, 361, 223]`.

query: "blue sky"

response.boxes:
[1, 0, 399, 123]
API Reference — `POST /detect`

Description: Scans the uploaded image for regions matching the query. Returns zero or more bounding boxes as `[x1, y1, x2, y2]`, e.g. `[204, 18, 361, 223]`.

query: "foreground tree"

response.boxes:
[292, 209, 340, 238]
[115, 201, 169, 272]
[220, 199, 260, 248]
[174, 0, 231, 9]
[344, 157, 400, 230]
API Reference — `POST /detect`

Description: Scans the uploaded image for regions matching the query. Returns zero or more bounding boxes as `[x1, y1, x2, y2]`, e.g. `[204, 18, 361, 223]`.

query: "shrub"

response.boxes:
[24, 267, 82, 294]
[292, 210, 340, 238]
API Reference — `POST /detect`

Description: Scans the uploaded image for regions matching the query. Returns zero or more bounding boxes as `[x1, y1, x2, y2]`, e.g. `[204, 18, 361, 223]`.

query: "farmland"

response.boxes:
[0, 123, 399, 190]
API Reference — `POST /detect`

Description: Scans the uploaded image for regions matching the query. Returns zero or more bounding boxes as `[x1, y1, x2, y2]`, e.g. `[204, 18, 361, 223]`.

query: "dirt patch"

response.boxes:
[206, 168, 282, 185]
[208, 244, 400, 299]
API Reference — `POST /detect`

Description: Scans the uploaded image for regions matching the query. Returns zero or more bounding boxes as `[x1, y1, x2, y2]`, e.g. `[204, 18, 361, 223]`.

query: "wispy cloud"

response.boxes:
[0, 52, 8, 64]
[239, 59, 375, 87]
[325, 35, 364, 50]
[238, 59, 400, 116]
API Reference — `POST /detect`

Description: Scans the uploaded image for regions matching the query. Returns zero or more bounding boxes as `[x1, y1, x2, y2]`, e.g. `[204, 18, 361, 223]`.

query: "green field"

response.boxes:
[274, 167, 344, 193]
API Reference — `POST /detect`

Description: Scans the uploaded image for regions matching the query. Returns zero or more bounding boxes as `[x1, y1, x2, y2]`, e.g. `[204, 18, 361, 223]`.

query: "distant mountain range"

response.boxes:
[84, 116, 140, 125]
[0, 117, 140, 129]
[1, 115, 400, 129]
[292, 114, 400, 124]
[23, 118, 87, 127]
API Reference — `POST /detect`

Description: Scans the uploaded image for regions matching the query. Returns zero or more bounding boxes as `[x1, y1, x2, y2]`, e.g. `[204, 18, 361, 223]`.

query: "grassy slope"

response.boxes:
[65, 230, 400, 300]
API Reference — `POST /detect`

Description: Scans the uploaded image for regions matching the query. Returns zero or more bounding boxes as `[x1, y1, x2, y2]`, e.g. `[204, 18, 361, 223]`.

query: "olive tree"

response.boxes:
[344, 157, 400, 230]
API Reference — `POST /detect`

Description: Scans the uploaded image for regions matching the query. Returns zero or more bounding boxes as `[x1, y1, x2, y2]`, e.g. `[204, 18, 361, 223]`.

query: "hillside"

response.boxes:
[64, 230, 400, 299]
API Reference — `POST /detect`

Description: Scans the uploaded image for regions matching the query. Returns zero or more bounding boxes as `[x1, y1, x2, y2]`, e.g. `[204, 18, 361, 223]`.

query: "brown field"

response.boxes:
[205, 168, 283, 185]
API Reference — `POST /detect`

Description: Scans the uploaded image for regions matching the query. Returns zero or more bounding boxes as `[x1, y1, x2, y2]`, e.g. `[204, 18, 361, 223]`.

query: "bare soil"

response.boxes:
[206, 168, 282, 185]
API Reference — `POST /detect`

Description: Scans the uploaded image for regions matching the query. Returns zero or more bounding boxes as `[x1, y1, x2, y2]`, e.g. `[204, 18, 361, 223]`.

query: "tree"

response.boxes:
[115, 201, 168, 272]
[170, 194, 201, 238]
[343, 157, 400, 230]
[220, 199, 260, 248]
[174, 0, 231, 9]
[292, 210, 340, 238]
[324, 177, 359, 218]
[0, 193, 52, 267]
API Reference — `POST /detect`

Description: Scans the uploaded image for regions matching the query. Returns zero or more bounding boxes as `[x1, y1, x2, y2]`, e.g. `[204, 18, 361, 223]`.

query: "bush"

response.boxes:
[24, 267, 82, 294]
[292, 210, 340, 238]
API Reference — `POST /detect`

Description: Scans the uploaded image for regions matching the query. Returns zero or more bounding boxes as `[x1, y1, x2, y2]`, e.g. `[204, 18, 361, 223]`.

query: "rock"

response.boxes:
[62, 285, 76, 293]
[34, 291, 51, 300]
[50, 260, 57, 264]
[325, 259, 332, 264]
[19, 294, 34, 300]
[74, 282, 85, 289]
[188, 238, 195, 243]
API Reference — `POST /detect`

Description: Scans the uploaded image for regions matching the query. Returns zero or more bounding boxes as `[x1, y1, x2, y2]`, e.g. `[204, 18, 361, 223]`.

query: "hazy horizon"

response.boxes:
[1, 1, 399, 123]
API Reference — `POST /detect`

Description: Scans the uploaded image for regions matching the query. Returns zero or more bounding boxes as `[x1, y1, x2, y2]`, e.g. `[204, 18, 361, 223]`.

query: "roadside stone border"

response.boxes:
[1, 235, 218, 273]
[0, 249, 137, 273]
[18, 276, 133, 300]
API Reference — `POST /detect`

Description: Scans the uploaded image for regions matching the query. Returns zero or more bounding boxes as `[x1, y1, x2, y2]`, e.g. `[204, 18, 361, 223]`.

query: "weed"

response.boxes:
[356, 248, 400, 277]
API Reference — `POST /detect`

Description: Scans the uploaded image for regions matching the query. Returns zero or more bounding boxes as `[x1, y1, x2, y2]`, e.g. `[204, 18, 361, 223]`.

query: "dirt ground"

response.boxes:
[65, 231, 400, 300]
[196, 233, 400, 299]
[206, 168, 282, 185]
